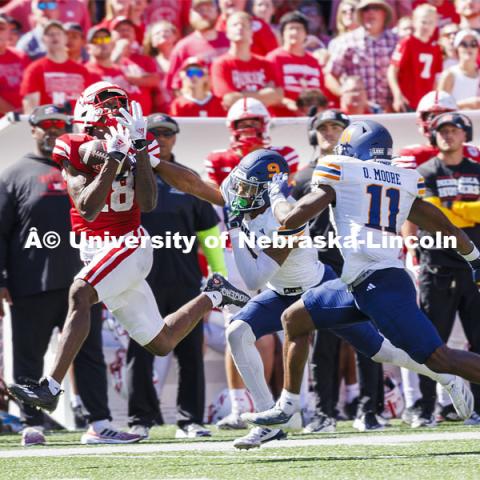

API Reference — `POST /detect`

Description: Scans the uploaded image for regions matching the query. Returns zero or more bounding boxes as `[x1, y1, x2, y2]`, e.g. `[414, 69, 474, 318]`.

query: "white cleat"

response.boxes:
[444, 377, 474, 420]
[216, 412, 247, 430]
[233, 427, 287, 450]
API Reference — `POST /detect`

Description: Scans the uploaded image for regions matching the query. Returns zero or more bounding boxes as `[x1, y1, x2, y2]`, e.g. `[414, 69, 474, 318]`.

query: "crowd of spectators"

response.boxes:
[1, 0, 480, 118]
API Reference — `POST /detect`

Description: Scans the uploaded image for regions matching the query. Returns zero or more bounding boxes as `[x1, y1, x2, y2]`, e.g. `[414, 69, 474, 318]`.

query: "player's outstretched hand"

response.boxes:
[268, 173, 291, 203]
[105, 124, 131, 162]
[117, 101, 146, 142]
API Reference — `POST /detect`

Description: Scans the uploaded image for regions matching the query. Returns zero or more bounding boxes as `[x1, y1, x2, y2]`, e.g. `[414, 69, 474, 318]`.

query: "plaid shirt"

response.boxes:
[326, 27, 398, 111]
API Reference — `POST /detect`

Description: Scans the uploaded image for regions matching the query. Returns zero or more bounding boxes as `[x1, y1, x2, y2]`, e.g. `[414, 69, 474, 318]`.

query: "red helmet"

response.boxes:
[416, 90, 457, 137]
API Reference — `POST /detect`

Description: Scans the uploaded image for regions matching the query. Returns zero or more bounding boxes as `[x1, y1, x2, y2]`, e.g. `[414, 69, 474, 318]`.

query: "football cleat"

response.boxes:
[303, 414, 336, 434]
[464, 411, 480, 426]
[81, 426, 142, 444]
[128, 424, 150, 439]
[216, 412, 248, 430]
[233, 427, 287, 450]
[21, 427, 46, 447]
[241, 403, 294, 428]
[175, 423, 211, 439]
[8, 378, 61, 413]
[203, 273, 250, 308]
[444, 376, 474, 420]
[353, 412, 385, 432]
[411, 411, 438, 429]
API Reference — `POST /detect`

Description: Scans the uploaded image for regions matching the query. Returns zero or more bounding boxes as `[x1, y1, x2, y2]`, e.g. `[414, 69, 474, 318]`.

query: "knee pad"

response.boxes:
[226, 320, 256, 354]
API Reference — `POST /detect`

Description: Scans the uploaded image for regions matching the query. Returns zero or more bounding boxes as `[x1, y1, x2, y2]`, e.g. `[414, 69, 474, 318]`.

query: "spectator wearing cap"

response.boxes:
[65, 22, 87, 63]
[340, 75, 383, 114]
[0, 105, 113, 447]
[16, 0, 61, 60]
[211, 12, 283, 111]
[388, 4, 443, 112]
[166, 0, 229, 92]
[216, 0, 278, 56]
[0, 0, 91, 36]
[144, 20, 178, 75]
[144, 0, 192, 38]
[438, 29, 480, 107]
[266, 11, 326, 116]
[127, 113, 226, 440]
[99, 0, 146, 45]
[20, 20, 92, 114]
[455, 0, 480, 31]
[110, 16, 163, 115]
[325, 0, 398, 112]
[169, 57, 225, 117]
[0, 14, 29, 116]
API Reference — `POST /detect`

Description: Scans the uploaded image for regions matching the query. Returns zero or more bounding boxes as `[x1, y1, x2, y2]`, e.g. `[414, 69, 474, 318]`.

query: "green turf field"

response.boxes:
[1, 421, 480, 480]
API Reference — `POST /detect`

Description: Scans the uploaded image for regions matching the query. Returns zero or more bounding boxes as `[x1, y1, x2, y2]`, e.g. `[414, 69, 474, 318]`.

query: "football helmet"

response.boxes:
[416, 90, 457, 137]
[228, 148, 289, 212]
[73, 81, 129, 133]
[227, 98, 271, 152]
[334, 120, 393, 162]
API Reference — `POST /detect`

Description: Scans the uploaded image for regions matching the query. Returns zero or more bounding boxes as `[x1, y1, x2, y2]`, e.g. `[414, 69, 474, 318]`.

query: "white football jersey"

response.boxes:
[311, 155, 425, 284]
[243, 200, 324, 295]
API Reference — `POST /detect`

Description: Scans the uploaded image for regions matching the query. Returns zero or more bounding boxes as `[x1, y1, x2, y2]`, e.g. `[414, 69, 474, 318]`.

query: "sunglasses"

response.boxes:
[459, 41, 479, 48]
[36, 119, 67, 130]
[442, 30, 458, 37]
[185, 67, 205, 78]
[91, 36, 111, 45]
[37, 1, 57, 10]
[149, 128, 176, 138]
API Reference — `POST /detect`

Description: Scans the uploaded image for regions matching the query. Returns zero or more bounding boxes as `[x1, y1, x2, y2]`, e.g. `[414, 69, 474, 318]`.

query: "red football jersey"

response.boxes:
[169, 94, 226, 117]
[52, 134, 160, 237]
[205, 145, 299, 186]
[395, 143, 480, 169]
[391, 35, 443, 110]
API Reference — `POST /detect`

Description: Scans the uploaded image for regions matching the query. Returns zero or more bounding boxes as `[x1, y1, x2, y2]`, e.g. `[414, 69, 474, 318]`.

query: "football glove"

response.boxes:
[104, 124, 130, 163]
[268, 173, 291, 205]
[117, 101, 147, 148]
[223, 205, 243, 231]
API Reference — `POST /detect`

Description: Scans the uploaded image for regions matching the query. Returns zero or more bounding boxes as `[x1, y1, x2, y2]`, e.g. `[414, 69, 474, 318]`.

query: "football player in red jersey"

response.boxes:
[8, 81, 250, 424]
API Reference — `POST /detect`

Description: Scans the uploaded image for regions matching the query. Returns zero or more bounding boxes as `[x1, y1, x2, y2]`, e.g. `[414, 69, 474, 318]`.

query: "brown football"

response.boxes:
[78, 139, 110, 167]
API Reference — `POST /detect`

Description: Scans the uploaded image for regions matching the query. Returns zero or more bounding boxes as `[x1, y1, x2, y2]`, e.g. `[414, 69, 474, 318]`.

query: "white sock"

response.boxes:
[45, 376, 61, 396]
[71, 394, 82, 409]
[202, 291, 222, 308]
[278, 389, 300, 415]
[90, 419, 112, 433]
[400, 368, 421, 409]
[229, 388, 248, 415]
[372, 338, 455, 386]
[226, 320, 275, 412]
[346, 383, 360, 404]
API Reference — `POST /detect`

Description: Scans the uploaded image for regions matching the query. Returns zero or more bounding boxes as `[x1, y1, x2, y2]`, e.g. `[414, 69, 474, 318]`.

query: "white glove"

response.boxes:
[117, 101, 146, 143]
[104, 124, 131, 162]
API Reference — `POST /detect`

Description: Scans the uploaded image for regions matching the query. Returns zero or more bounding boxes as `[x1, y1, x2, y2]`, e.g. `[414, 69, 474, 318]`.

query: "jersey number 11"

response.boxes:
[365, 184, 400, 234]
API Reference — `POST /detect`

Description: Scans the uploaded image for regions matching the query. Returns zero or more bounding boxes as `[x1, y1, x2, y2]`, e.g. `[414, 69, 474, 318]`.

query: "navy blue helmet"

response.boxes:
[229, 149, 289, 212]
[333, 119, 393, 162]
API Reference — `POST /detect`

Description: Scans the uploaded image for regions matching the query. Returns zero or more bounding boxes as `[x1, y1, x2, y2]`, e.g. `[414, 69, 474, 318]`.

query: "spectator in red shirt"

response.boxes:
[211, 11, 283, 112]
[65, 22, 87, 64]
[144, 0, 192, 37]
[251, 0, 276, 26]
[216, 0, 278, 56]
[339, 75, 383, 114]
[143, 20, 178, 75]
[166, 0, 230, 92]
[100, 0, 146, 45]
[110, 16, 162, 114]
[169, 57, 225, 117]
[0, 14, 29, 115]
[267, 11, 325, 116]
[21, 20, 91, 113]
[388, 4, 443, 112]
[456, 0, 480, 30]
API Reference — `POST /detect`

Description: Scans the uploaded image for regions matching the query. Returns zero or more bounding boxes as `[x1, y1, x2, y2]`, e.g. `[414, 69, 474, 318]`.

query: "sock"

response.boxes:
[437, 384, 452, 407]
[372, 338, 455, 386]
[229, 388, 248, 415]
[71, 394, 82, 409]
[227, 320, 275, 413]
[90, 419, 112, 433]
[400, 368, 421, 409]
[278, 389, 300, 415]
[45, 376, 61, 396]
[345, 383, 360, 404]
[202, 290, 222, 308]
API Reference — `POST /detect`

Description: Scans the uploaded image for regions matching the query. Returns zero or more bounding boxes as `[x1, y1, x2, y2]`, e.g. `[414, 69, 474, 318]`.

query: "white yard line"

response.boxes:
[1, 431, 480, 459]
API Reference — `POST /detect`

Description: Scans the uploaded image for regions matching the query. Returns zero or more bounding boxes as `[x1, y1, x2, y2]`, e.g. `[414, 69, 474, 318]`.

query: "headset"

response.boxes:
[429, 112, 473, 147]
[308, 110, 350, 146]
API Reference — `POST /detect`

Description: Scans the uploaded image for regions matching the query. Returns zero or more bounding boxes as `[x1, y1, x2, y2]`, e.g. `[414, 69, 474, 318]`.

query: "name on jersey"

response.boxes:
[363, 167, 402, 185]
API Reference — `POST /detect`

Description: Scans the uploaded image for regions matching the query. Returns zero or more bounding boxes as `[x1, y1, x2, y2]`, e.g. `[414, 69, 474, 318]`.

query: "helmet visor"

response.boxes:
[229, 174, 265, 211]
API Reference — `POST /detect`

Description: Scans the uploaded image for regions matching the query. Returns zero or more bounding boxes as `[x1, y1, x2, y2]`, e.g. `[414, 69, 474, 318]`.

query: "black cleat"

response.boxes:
[8, 378, 61, 413]
[203, 273, 251, 308]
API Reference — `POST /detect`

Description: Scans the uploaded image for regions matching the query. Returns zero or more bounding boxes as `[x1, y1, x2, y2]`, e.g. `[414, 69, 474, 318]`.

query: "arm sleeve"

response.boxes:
[0, 177, 16, 288]
[197, 225, 227, 277]
[230, 228, 281, 291]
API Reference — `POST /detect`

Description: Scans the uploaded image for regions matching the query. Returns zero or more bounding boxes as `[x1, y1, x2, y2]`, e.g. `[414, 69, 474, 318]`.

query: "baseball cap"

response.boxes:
[454, 29, 480, 48]
[42, 19, 65, 35]
[29, 104, 71, 126]
[180, 56, 207, 70]
[312, 110, 350, 130]
[110, 16, 135, 31]
[87, 25, 111, 43]
[64, 22, 83, 35]
[147, 113, 180, 134]
[432, 112, 472, 131]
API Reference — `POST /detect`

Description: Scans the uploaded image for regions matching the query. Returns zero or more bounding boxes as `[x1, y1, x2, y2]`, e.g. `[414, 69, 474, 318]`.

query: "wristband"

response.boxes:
[462, 245, 480, 262]
[149, 155, 160, 169]
[133, 139, 147, 150]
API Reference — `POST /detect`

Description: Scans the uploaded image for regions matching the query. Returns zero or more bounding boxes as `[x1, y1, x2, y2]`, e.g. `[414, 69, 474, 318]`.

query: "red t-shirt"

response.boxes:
[166, 31, 230, 90]
[96, 18, 145, 46]
[391, 35, 443, 110]
[21, 57, 91, 108]
[169, 94, 226, 117]
[266, 47, 324, 101]
[0, 48, 29, 110]
[216, 14, 278, 57]
[211, 53, 278, 97]
[144, 0, 192, 34]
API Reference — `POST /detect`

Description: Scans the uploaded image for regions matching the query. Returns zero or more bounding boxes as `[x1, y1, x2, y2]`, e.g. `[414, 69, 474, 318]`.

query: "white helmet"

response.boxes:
[73, 81, 129, 133]
[227, 97, 270, 134]
[416, 90, 457, 136]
